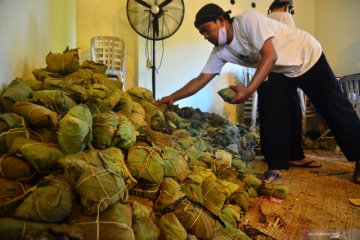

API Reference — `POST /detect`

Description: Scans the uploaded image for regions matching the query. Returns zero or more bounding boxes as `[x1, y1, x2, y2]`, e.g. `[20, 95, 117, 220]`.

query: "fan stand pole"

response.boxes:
[152, 26, 156, 99]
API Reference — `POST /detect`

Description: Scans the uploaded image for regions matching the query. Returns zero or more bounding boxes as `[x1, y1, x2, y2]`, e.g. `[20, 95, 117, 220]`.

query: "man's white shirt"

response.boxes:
[201, 11, 322, 78]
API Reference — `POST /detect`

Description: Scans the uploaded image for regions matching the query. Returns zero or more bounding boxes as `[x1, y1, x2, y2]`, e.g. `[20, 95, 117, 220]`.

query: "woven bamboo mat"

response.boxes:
[242, 150, 360, 240]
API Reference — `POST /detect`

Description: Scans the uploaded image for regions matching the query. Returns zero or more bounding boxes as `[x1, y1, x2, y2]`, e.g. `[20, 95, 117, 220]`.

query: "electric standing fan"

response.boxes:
[127, 0, 185, 98]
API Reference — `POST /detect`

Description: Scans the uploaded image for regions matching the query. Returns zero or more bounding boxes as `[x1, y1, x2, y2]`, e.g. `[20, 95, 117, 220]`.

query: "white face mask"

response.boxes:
[218, 25, 227, 46]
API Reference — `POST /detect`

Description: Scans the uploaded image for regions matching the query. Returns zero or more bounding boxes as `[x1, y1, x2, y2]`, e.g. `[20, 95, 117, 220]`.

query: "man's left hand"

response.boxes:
[229, 85, 252, 104]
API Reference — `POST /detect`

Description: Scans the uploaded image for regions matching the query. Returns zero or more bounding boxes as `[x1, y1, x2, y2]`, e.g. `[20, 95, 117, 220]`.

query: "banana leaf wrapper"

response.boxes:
[0, 113, 25, 132]
[43, 78, 89, 103]
[0, 155, 33, 181]
[92, 112, 119, 149]
[58, 104, 93, 155]
[159, 213, 188, 240]
[133, 217, 160, 240]
[154, 177, 185, 211]
[173, 199, 217, 239]
[217, 88, 236, 103]
[59, 148, 130, 214]
[0, 127, 29, 155]
[46, 50, 80, 75]
[8, 137, 63, 173]
[11, 101, 58, 128]
[180, 180, 204, 205]
[32, 68, 64, 81]
[80, 60, 107, 74]
[127, 87, 153, 102]
[111, 114, 137, 150]
[0, 218, 83, 240]
[14, 175, 75, 222]
[31, 90, 77, 114]
[114, 97, 134, 115]
[161, 146, 190, 181]
[0, 177, 30, 217]
[258, 183, 289, 200]
[70, 203, 134, 240]
[126, 146, 164, 184]
[213, 227, 251, 240]
[0, 78, 33, 112]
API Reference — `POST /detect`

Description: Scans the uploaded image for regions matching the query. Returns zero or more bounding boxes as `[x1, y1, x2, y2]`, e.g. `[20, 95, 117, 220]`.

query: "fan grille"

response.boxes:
[127, 0, 185, 40]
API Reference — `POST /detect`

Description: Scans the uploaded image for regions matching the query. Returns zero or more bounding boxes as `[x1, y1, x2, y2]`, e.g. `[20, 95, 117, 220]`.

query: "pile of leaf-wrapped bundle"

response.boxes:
[0, 48, 288, 240]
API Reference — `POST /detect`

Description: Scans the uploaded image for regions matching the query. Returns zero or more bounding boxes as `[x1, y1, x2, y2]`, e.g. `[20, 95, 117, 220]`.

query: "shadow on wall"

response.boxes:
[337, 38, 360, 76]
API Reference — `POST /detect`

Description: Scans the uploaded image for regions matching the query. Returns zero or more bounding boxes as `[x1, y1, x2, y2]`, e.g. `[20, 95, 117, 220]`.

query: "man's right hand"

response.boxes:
[157, 96, 175, 106]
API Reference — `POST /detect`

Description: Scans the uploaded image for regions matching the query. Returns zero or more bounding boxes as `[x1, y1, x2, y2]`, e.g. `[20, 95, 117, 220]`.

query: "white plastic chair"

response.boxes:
[90, 36, 126, 88]
[339, 73, 360, 117]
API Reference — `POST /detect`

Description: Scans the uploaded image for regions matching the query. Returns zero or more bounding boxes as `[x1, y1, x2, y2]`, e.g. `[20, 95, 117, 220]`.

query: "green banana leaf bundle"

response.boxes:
[92, 112, 119, 149]
[0, 113, 24, 132]
[59, 148, 129, 214]
[0, 218, 83, 240]
[22, 78, 44, 91]
[58, 104, 93, 155]
[127, 86, 153, 102]
[32, 68, 63, 81]
[0, 177, 30, 217]
[129, 199, 152, 220]
[101, 90, 123, 112]
[139, 100, 164, 119]
[129, 101, 147, 129]
[31, 90, 77, 114]
[14, 175, 75, 222]
[0, 155, 33, 181]
[29, 128, 59, 144]
[159, 213, 188, 240]
[88, 83, 112, 99]
[213, 227, 251, 240]
[258, 183, 289, 200]
[0, 126, 29, 155]
[45, 49, 80, 75]
[180, 180, 204, 205]
[126, 145, 164, 184]
[70, 203, 134, 240]
[202, 177, 229, 217]
[229, 191, 250, 212]
[80, 60, 107, 74]
[130, 181, 160, 201]
[217, 88, 236, 103]
[173, 199, 217, 239]
[43, 78, 89, 103]
[111, 114, 137, 150]
[0, 78, 33, 112]
[220, 204, 242, 228]
[66, 68, 94, 84]
[114, 97, 134, 115]
[161, 146, 190, 181]
[154, 177, 185, 211]
[8, 137, 63, 173]
[133, 217, 160, 240]
[11, 101, 58, 128]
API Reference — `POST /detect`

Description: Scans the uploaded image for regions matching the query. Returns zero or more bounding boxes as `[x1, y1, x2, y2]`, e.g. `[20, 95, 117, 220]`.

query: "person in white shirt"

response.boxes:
[159, 3, 360, 184]
[259, 0, 322, 171]
[268, 0, 295, 27]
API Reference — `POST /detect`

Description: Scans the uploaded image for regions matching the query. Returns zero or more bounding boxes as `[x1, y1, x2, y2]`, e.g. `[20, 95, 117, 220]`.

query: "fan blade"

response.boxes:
[135, 0, 151, 8]
[153, 17, 159, 37]
[159, 0, 173, 8]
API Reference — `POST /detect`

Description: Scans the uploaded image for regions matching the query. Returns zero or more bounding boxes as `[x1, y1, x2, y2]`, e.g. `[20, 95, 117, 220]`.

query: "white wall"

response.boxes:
[315, 0, 360, 76]
[0, 0, 76, 92]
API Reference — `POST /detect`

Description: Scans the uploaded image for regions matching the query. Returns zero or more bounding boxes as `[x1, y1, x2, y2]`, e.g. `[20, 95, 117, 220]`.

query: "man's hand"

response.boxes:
[229, 85, 252, 104]
[157, 95, 175, 106]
